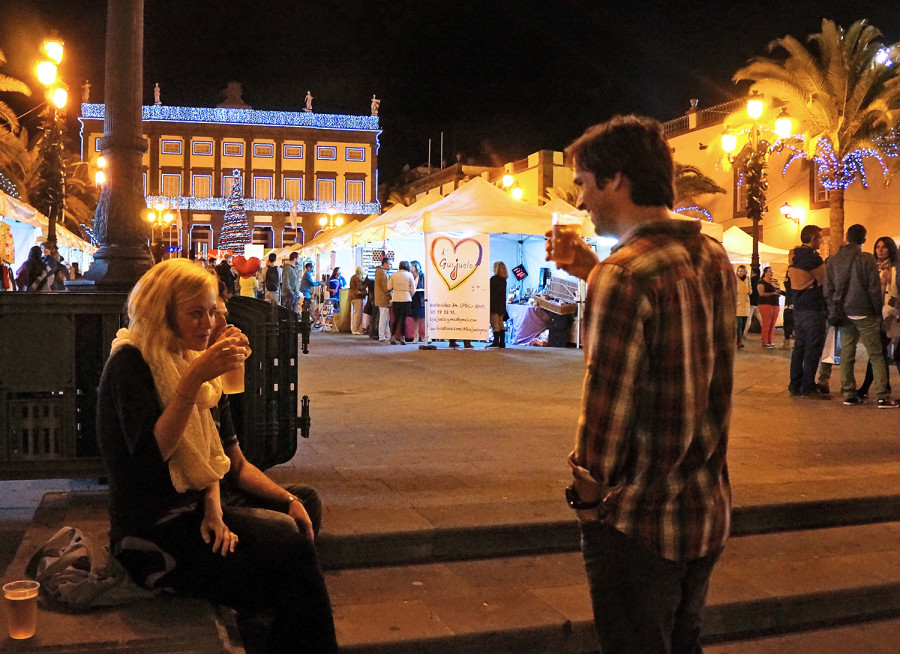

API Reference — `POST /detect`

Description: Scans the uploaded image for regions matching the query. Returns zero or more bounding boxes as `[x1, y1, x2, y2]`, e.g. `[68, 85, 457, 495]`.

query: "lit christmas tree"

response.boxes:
[218, 169, 251, 254]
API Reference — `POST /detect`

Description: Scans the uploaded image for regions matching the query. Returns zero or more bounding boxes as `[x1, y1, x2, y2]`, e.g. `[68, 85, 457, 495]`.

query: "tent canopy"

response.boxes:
[419, 177, 554, 235]
[722, 226, 789, 264]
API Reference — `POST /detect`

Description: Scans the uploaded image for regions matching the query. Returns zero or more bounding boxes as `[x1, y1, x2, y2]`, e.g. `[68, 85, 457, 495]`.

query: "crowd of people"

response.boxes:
[5, 241, 84, 291]
[734, 223, 900, 408]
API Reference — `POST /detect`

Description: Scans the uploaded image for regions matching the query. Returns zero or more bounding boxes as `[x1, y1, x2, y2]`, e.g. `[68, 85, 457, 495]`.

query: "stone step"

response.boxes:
[317, 493, 900, 570]
[705, 616, 900, 653]
[327, 521, 900, 653]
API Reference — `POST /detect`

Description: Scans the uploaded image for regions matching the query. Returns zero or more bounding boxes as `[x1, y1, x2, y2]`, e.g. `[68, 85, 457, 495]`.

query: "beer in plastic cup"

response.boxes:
[550, 212, 582, 265]
[221, 360, 245, 395]
[3, 580, 39, 639]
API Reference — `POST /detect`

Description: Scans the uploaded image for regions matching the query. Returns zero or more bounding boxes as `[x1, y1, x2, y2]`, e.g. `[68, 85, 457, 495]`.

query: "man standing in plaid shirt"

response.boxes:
[549, 115, 735, 653]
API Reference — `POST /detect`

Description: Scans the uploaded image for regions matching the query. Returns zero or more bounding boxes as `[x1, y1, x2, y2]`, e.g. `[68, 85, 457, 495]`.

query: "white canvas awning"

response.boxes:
[722, 226, 789, 264]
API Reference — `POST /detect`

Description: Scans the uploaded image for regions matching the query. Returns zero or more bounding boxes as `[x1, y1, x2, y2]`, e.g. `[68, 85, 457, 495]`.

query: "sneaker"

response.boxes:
[801, 391, 830, 400]
[843, 396, 866, 406]
[815, 384, 830, 395]
[877, 398, 900, 409]
[764, 343, 776, 349]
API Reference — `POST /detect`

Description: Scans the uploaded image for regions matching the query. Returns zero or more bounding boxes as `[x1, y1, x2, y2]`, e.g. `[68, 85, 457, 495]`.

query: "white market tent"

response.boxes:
[722, 226, 789, 264]
[0, 190, 96, 273]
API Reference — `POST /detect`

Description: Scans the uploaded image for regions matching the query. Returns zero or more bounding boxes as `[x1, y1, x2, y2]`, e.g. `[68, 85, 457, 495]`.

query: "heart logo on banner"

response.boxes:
[232, 256, 261, 278]
[430, 237, 483, 291]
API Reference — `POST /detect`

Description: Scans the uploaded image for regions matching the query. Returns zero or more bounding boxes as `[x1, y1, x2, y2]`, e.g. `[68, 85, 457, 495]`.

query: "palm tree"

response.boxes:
[674, 163, 726, 205]
[734, 19, 900, 253]
[0, 48, 33, 192]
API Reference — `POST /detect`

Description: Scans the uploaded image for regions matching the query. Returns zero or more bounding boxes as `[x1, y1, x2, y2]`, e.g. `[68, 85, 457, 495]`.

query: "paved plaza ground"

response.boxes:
[2, 328, 900, 651]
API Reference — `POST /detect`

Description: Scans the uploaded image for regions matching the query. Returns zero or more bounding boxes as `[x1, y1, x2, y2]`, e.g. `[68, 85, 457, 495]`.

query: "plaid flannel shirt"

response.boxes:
[570, 219, 735, 561]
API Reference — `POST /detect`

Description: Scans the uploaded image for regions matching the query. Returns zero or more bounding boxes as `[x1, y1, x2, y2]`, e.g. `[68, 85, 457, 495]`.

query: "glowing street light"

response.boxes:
[36, 34, 67, 248]
[36, 61, 58, 86]
[318, 206, 344, 230]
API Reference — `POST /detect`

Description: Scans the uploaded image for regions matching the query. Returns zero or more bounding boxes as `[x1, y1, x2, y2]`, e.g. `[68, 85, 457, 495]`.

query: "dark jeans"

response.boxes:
[391, 301, 411, 339]
[220, 481, 323, 537]
[735, 316, 748, 343]
[581, 521, 721, 654]
[124, 509, 337, 653]
[789, 310, 826, 394]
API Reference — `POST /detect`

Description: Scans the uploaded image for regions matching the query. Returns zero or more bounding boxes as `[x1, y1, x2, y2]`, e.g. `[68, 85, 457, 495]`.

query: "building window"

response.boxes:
[810, 162, 832, 209]
[94, 136, 102, 152]
[252, 226, 273, 248]
[223, 142, 243, 157]
[733, 168, 748, 218]
[284, 177, 303, 201]
[223, 172, 243, 196]
[254, 176, 273, 200]
[282, 228, 302, 247]
[316, 146, 337, 160]
[192, 141, 213, 156]
[253, 143, 274, 158]
[317, 178, 335, 202]
[142, 172, 147, 195]
[161, 173, 181, 197]
[283, 144, 303, 159]
[161, 139, 182, 155]
[346, 180, 364, 203]
[192, 175, 212, 198]
[345, 147, 365, 162]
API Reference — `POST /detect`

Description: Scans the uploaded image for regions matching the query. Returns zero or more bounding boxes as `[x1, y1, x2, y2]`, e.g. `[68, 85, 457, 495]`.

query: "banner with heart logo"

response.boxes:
[425, 233, 491, 340]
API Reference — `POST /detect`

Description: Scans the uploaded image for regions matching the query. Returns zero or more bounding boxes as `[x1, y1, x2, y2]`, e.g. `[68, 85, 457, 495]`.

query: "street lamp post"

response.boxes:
[318, 206, 344, 231]
[147, 202, 174, 264]
[721, 91, 793, 277]
[36, 34, 67, 249]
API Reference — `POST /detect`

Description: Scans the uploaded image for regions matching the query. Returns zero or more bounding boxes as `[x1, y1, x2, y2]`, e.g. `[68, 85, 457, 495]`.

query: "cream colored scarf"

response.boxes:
[111, 328, 231, 492]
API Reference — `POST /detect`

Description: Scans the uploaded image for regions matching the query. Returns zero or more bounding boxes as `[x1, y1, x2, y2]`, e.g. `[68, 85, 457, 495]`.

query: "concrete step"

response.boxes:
[317, 493, 900, 570]
[705, 616, 900, 653]
[326, 521, 900, 653]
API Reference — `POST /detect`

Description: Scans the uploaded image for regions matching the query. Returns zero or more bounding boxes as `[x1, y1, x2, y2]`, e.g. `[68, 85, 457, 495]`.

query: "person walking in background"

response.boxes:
[374, 257, 392, 342]
[550, 115, 733, 654]
[16, 245, 52, 292]
[410, 261, 426, 343]
[387, 261, 415, 345]
[787, 225, 829, 398]
[824, 224, 898, 408]
[757, 266, 781, 348]
[281, 252, 301, 313]
[263, 252, 280, 306]
[857, 236, 899, 400]
[299, 262, 320, 312]
[487, 261, 509, 348]
[326, 268, 346, 310]
[215, 253, 238, 295]
[349, 266, 368, 334]
[735, 265, 751, 350]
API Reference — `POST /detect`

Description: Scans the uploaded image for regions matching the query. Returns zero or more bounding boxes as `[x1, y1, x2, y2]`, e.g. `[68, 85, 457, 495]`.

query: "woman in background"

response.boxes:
[859, 236, 899, 398]
[735, 265, 752, 350]
[757, 266, 781, 349]
[349, 266, 368, 334]
[487, 262, 509, 348]
[410, 261, 426, 343]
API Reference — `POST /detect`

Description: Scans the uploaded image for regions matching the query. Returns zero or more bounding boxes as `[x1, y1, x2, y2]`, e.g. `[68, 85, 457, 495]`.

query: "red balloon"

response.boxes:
[233, 256, 261, 278]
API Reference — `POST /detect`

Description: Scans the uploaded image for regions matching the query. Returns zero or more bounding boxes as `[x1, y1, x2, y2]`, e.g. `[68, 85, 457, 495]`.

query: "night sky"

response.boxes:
[3, 1, 900, 185]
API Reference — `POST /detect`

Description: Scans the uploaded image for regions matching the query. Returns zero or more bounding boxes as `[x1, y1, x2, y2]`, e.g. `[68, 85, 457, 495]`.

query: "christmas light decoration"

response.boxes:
[145, 196, 379, 215]
[674, 205, 713, 222]
[781, 133, 897, 190]
[217, 169, 251, 254]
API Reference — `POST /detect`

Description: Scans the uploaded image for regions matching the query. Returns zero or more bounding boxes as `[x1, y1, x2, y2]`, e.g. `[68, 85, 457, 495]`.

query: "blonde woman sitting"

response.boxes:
[96, 259, 337, 653]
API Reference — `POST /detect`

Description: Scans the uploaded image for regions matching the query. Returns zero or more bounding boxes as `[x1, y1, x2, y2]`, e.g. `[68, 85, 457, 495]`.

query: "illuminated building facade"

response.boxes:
[78, 103, 381, 257]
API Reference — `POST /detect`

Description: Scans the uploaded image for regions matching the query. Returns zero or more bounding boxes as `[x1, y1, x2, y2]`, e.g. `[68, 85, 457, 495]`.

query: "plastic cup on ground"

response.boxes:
[3, 580, 40, 640]
[550, 213, 582, 265]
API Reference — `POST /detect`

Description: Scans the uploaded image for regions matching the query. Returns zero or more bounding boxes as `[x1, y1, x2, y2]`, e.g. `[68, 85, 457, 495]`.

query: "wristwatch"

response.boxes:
[565, 484, 604, 510]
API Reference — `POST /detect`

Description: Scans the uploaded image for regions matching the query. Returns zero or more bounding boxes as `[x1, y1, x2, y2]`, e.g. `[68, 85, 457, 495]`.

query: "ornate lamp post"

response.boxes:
[35, 34, 67, 249]
[146, 202, 174, 263]
[318, 206, 344, 231]
[721, 91, 793, 277]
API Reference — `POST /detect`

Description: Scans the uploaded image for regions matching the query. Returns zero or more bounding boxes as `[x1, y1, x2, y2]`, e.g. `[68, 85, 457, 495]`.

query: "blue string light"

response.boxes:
[674, 205, 713, 221]
[781, 131, 897, 190]
[80, 103, 380, 132]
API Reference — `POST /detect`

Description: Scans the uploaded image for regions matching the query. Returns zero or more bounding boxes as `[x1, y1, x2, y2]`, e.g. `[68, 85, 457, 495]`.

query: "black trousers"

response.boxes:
[126, 509, 337, 653]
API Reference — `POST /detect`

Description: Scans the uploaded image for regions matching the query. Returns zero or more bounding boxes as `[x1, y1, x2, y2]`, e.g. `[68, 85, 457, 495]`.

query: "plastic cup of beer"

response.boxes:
[550, 212, 582, 265]
[221, 356, 246, 395]
[3, 580, 39, 640]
